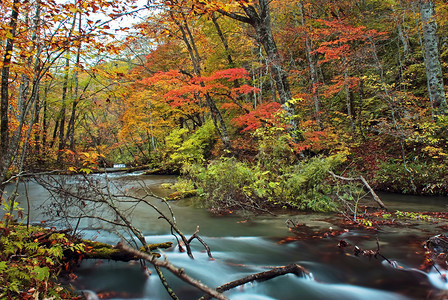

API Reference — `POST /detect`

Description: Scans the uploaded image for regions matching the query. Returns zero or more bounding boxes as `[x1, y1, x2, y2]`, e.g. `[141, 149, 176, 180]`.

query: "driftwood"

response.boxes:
[328, 171, 387, 209]
[187, 226, 213, 258]
[338, 238, 397, 267]
[425, 234, 448, 254]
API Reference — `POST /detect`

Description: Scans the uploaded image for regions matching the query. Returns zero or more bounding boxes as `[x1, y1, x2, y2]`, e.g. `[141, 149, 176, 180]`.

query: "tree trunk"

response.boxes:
[66, 16, 82, 150]
[420, 0, 447, 115]
[173, 13, 232, 151]
[211, 13, 241, 90]
[247, 0, 292, 105]
[57, 56, 70, 159]
[344, 61, 354, 130]
[0, 0, 20, 187]
[298, 1, 320, 127]
[211, 13, 235, 69]
[218, 0, 292, 106]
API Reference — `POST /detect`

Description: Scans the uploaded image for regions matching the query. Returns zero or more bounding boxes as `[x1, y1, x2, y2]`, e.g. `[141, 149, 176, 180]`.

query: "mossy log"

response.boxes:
[81, 240, 173, 262]
[167, 190, 199, 200]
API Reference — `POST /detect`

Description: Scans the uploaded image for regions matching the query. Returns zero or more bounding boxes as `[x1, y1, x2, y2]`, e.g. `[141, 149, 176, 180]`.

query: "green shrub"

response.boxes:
[276, 154, 346, 211]
[185, 153, 346, 213]
[162, 120, 217, 169]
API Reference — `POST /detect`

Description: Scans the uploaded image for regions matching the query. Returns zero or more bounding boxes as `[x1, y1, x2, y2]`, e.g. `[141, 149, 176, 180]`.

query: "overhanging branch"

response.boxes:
[328, 171, 387, 210]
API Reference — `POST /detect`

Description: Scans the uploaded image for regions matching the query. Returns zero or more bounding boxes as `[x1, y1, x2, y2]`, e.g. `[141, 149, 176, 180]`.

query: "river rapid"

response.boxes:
[5, 172, 448, 300]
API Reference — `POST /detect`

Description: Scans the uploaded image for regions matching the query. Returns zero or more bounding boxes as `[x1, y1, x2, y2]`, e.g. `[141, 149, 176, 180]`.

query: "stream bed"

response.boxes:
[7, 173, 448, 299]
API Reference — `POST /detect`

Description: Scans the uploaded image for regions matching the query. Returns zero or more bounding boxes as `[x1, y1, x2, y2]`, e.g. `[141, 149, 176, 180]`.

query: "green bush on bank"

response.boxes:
[182, 153, 346, 213]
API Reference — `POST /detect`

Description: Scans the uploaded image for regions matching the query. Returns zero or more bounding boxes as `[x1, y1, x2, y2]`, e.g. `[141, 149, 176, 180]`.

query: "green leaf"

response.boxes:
[0, 261, 7, 272]
[32, 266, 50, 281]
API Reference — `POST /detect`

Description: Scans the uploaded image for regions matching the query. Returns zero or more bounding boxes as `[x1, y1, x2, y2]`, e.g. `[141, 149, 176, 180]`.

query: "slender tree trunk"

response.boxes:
[344, 58, 354, 130]
[411, 2, 435, 118]
[249, 1, 292, 105]
[57, 56, 70, 159]
[211, 13, 235, 68]
[211, 13, 241, 89]
[66, 16, 82, 150]
[41, 85, 49, 148]
[419, 0, 447, 115]
[173, 13, 232, 150]
[0, 0, 20, 187]
[298, 1, 320, 127]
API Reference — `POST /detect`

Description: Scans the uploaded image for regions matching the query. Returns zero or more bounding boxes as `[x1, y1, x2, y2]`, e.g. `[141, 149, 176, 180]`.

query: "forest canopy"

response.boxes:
[1, 0, 447, 209]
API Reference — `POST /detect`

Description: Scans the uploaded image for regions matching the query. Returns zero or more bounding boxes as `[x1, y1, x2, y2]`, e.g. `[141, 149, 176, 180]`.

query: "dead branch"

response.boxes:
[339, 238, 395, 266]
[199, 263, 310, 300]
[187, 226, 213, 258]
[328, 171, 387, 209]
[116, 241, 228, 300]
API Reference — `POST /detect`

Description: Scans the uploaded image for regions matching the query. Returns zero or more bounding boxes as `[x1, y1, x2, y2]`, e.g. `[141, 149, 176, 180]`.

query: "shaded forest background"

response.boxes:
[1, 0, 448, 212]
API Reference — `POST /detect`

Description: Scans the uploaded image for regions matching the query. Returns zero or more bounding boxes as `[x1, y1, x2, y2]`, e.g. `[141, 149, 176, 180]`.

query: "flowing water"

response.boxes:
[6, 173, 448, 299]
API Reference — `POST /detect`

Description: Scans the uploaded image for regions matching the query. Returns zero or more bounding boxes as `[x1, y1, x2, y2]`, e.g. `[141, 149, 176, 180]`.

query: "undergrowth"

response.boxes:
[0, 220, 82, 299]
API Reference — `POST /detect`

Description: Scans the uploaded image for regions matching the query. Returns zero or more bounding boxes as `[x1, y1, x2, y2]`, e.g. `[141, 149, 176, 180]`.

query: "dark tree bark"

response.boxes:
[57, 56, 70, 159]
[199, 263, 309, 300]
[298, 1, 320, 127]
[211, 13, 236, 69]
[66, 16, 83, 150]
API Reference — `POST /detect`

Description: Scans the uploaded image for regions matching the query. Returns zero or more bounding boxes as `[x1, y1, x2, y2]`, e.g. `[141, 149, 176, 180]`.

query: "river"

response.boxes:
[5, 172, 448, 299]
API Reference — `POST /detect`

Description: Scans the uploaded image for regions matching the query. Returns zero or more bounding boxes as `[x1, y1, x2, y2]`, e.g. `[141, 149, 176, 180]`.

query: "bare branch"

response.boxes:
[328, 171, 387, 209]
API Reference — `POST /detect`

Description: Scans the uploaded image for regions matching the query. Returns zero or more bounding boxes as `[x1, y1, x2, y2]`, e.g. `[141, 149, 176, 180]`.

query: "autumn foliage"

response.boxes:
[0, 0, 447, 196]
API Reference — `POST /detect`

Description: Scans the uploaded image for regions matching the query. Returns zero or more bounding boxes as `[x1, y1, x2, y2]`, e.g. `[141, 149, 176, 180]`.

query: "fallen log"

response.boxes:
[79, 240, 173, 262]
[199, 263, 310, 300]
[116, 241, 228, 300]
